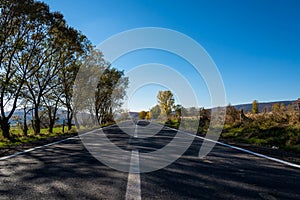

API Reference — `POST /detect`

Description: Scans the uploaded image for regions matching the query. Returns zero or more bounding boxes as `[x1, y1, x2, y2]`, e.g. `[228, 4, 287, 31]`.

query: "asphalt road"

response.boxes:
[1, 121, 300, 200]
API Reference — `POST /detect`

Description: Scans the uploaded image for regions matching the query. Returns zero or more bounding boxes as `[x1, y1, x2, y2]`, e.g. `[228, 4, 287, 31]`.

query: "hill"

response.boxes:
[8, 108, 68, 126]
[233, 100, 298, 113]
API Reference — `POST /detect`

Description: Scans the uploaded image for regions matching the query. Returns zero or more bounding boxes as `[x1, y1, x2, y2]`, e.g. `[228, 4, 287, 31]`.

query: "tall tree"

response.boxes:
[252, 100, 259, 114]
[95, 67, 129, 125]
[24, 12, 71, 134]
[18, 98, 31, 136]
[41, 92, 60, 133]
[0, 0, 91, 137]
[149, 104, 161, 119]
[198, 107, 210, 133]
[24, 12, 89, 134]
[56, 27, 90, 130]
[0, 0, 52, 138]
[157, 90, 175, 118]
[73, 49, 106, 128]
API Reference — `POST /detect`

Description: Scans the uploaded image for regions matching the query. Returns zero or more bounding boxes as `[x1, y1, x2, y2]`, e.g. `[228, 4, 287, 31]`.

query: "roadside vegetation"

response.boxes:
[221, 100, 300, 153]
[0, 127, 76, 148]
[0, 121, 117, 148]
[1, 1, 299, 155]
[142, 91, 300, 154]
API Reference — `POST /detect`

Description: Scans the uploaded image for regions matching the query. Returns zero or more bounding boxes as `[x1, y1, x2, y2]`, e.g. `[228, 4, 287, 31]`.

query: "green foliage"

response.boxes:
[0, 1, 128, 138]
[222, 123, 300, 153]
[95, 66, 129, 125]
[164, 119, 180, 129]
[174, 104, 183, 119]
[0, 0, 55, 138]
[157, 90, 175, 117]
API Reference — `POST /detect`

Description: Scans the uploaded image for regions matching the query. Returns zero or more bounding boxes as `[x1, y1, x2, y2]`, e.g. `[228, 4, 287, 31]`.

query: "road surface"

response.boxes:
[1, 121, 299, 199]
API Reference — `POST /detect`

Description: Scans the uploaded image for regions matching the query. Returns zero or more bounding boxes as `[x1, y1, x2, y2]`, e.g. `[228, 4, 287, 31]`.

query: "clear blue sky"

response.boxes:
[43, 0, 300, 111]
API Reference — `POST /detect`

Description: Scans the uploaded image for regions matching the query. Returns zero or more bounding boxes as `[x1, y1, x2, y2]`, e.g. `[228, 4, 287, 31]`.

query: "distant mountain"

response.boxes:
[233, 100, 298, 113]
[7, 108, 68, 125]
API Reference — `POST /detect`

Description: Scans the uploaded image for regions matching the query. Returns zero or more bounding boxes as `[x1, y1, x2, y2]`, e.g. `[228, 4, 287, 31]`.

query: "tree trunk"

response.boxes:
[34, 108, 41, 134]
[48, 108, 54, 134]
[49, 105, 59, 134]
[23, 109, 28, 136]
[74, 114, 80, 130]
[0, 118, 11, 139]
[67, 118, 72, 130]
[48, 111, 55, 134]
[48, 121, 54, 134]
[67, 108, 73, 130]
[23, 120, 28, 136]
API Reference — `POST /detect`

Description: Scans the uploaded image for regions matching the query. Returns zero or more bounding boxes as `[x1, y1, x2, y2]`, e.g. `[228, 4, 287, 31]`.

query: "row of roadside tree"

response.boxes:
[0, 0, 128, 140]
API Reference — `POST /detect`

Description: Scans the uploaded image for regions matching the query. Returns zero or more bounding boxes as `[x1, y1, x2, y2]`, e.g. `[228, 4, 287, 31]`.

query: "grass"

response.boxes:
[162, 118, 202, 133]
[164, 119, 180, 129]
[0, 122, 117, 148]
[0, 126, 78, 148]
[222, 125, 300, 153]
[164, 117, 300, 153]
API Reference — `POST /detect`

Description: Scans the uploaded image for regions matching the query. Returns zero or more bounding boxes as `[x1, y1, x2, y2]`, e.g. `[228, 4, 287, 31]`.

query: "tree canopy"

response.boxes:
[157, 90, 175, 117]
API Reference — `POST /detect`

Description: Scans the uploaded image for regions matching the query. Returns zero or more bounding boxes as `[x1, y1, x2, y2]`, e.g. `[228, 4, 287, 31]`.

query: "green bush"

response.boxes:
[221, 120, 300, 152]
[164, 119, 180, 129]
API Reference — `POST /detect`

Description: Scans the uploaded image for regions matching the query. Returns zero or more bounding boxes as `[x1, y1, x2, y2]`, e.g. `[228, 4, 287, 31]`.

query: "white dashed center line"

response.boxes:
[126, 150, 141, 200]
[134, 124, 138, 138]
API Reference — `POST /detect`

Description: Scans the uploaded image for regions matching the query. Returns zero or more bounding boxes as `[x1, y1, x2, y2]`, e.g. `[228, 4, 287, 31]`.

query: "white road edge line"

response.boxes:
[167, 127, 300, 169]
[0, 137, 78, 161]
[0, 126, 114, 161]
[126, 150, 141, 200]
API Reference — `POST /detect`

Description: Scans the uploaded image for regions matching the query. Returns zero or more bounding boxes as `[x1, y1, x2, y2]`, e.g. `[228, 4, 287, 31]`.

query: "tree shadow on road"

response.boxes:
[141, 137, 300, 200]
[0, 138, 127, 199]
